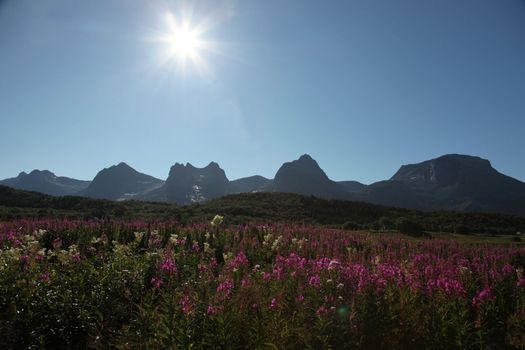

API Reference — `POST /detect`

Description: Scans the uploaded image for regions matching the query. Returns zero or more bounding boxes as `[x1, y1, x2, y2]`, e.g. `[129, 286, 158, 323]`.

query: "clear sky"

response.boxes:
[1, 0, 524, 184]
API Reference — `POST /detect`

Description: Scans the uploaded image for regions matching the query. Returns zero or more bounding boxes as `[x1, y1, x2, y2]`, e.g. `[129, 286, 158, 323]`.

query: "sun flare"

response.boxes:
[167, 25, 201, 60]
[154, 11, 212, 74]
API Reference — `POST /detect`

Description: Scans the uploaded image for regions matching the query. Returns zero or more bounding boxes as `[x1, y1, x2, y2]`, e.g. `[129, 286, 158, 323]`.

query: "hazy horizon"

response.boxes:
[1, 0, 524, 183]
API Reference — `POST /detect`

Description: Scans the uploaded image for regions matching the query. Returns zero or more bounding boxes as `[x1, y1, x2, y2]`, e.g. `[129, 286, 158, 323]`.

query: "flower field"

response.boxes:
[1, 218, 525, 349]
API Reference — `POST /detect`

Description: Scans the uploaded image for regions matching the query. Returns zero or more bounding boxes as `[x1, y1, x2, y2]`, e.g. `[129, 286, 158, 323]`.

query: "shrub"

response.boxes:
[342, 221, 359, 230]
[396, 217, 425, 236]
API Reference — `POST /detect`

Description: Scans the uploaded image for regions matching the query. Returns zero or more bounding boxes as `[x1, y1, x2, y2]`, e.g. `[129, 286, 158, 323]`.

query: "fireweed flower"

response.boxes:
[227, 251, 249, 270]
[3, 218, 525, 347]
[472, 287, 493, 308]
[181, 295, 193, 315]
[502, 264, 514, 276]
[40, 272, 50, 282]
[191, 241, 200, 252]
[151, 276, 163, 289]
[272, 267, 284, 280]
[70, 253, 81, 263]
[20, 254, 29, 269]
[309, 275, 321, 288]
[262, 272, 271, 281]
[207, 305, 218, 315]
[216, 280, 234, 300]
[316, 306, 328, 316]
[159, 256, 178, 275]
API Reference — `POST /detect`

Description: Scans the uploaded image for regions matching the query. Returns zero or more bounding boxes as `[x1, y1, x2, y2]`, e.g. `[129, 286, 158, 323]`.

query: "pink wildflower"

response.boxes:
[71, 253, 81, 263]
[309, 275, 321, 288]
[40, 272, 50, 282]
[151, 276, 163, 289]
[472, 287, 493, 308]
[217, 280, 234, 300]
[160, 256, 177, 275]
[181, 295, 193, 315]
[207, 305, 218, 315]
[316, 306, 328, 316]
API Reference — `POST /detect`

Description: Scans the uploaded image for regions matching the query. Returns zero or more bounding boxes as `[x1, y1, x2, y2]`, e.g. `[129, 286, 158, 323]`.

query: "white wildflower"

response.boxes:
[210, 215, 224, 227]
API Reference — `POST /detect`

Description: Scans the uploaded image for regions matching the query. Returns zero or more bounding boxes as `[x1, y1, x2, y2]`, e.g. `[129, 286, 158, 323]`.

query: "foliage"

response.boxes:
[0, 219, 525, 349]
[1, 185, 525, 235]
[396, 217, 425, 236]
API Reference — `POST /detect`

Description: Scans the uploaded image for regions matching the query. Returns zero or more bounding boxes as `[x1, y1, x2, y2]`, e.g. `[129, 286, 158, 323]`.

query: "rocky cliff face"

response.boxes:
[362, 154, 525, 215]
[163, 162, 230, 204]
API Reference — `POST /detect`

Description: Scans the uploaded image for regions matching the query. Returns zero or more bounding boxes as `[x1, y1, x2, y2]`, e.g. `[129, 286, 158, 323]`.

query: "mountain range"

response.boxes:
[2, 154, 524, 216]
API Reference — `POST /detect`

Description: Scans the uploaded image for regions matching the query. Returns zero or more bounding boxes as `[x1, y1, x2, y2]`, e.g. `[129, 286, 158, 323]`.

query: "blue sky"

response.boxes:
[1, 0, 524, 184]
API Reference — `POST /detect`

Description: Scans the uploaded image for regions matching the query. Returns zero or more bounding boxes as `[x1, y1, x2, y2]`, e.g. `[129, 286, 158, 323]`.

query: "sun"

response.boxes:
[167, 25, 202, 60]
[153, 11, 212, 73]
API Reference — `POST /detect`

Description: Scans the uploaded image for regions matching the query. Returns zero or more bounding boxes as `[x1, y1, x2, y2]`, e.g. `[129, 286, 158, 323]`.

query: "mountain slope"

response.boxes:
[2, 153, 524, 216]
[83, 162, 163, 200]
[362, 154, 525, 215]
[229, 175, 272, 193]
[0, 170, 90, 196]
[338, 180, 366, 193]
[271, 154, 347, 199]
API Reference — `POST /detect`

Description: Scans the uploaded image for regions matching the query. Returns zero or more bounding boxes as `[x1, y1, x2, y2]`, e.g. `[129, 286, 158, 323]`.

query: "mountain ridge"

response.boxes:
[2, 153, 524, 216]
[0, 169, 90, 196]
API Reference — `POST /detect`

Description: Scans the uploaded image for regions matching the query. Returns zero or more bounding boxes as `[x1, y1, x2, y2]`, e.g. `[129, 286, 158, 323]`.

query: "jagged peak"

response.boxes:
[170, 161, 223, 171]
[206, 161, 220, 169]
[284, 154, 322, 170]
[29, 169, 55, 177]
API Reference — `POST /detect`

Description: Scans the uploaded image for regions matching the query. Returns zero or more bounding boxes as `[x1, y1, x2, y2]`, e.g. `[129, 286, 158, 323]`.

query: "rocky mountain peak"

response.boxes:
[83, 162, 162, 200]
[164, 161, 229, 204]
[273, 154, 344, 198]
